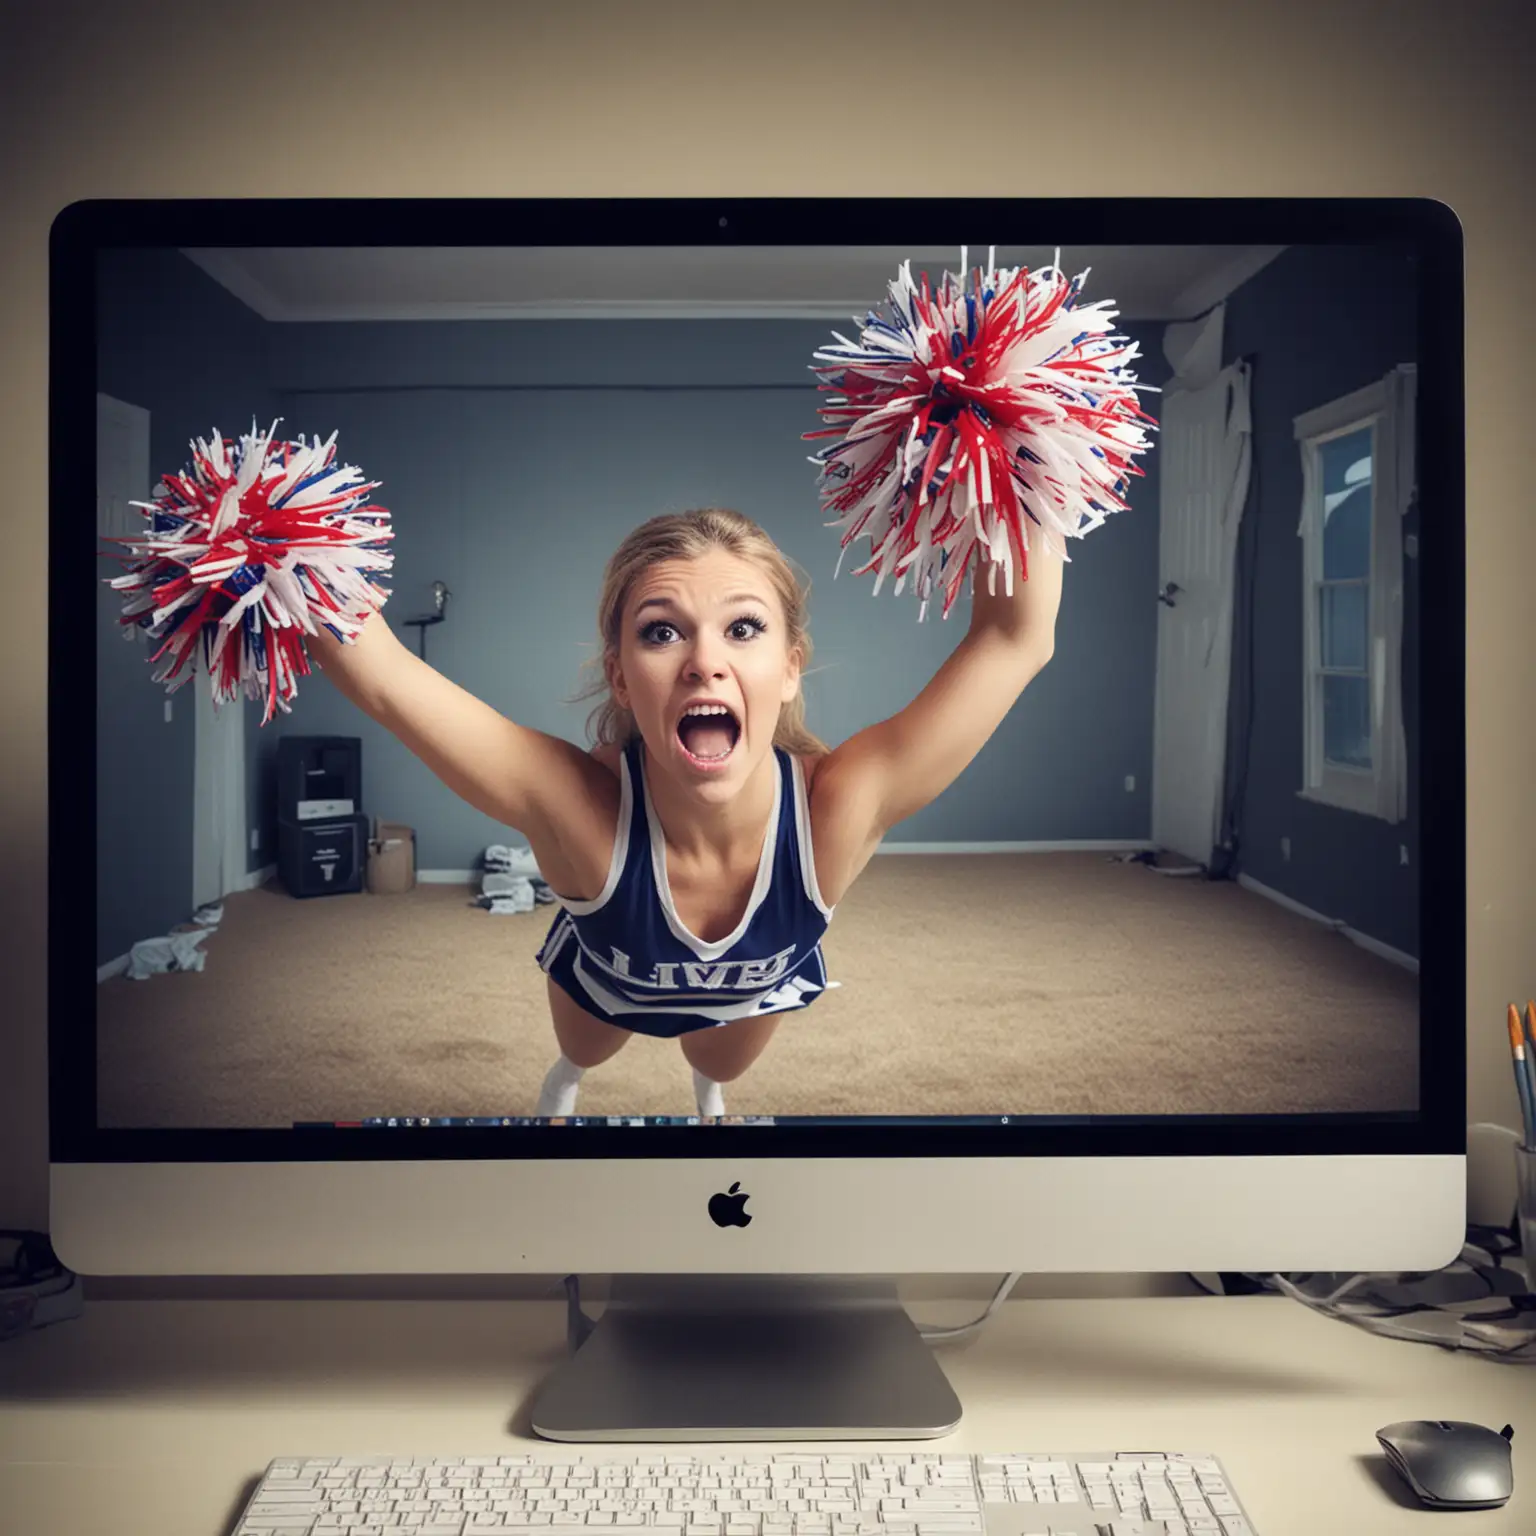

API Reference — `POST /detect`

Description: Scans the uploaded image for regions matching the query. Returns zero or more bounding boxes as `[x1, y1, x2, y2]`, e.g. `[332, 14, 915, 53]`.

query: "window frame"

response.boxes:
[1293, 368, 1414, 821]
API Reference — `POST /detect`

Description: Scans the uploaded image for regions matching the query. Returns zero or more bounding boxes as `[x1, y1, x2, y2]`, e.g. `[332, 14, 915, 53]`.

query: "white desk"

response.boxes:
[1, 1294, 1532, 1534]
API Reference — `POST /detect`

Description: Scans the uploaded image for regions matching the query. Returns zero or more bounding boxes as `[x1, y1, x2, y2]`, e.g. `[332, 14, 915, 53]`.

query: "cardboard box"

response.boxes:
[366, 819, 416, 895]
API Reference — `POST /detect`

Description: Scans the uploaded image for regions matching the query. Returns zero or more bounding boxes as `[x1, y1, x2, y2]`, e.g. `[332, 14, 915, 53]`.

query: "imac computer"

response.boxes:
[54, 197, 1465, 1440]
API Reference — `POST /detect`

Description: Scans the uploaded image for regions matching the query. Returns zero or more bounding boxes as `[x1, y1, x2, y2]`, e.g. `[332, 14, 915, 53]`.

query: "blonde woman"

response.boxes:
[310, 507, 1062, 1118]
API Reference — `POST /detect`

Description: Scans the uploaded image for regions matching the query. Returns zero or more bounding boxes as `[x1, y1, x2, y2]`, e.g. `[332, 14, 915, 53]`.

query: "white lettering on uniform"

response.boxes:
[604, 943, 797, 991]
[734, 949, 795, 987]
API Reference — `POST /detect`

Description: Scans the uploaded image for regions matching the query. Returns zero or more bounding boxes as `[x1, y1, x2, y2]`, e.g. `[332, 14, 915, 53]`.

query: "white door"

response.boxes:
[98, 392, 248, 910]
[192, 672, 246, 908]
[192, 675, 224, 908]
[1151, 357, 1253, 866]
[96, 393, 151, 546]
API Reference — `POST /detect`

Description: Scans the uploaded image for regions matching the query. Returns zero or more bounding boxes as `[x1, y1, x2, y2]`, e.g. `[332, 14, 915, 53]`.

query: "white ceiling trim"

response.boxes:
[181, 249, 289, 320]
[181, 246, 1286, 325]
[1170, 245, 1288, 320]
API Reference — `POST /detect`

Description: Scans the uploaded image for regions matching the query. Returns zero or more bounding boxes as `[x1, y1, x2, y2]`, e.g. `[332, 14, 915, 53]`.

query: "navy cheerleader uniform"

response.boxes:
[536, 736, 837, 1039]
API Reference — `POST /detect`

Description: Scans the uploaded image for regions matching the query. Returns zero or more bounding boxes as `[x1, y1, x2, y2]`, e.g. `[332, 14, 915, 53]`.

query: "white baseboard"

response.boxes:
[414, 841, 1159, 886]
[1236, 871, 1419, 973]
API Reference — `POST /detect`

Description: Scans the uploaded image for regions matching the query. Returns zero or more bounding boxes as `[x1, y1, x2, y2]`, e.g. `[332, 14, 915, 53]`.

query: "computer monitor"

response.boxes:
[54, 197, 1465, 1438]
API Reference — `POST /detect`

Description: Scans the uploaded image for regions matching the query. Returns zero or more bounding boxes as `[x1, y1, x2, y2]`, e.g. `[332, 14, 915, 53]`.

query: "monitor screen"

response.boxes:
[52, 200, 1464, 1238]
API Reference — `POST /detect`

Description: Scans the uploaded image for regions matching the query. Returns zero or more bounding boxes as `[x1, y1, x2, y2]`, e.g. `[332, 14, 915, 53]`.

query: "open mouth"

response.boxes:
[676, 706, 741, 768]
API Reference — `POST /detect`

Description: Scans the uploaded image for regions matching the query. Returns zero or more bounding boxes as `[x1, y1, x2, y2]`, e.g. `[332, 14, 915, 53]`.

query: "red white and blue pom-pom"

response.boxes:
[104, 420, 392, 723]
[806, 247, 1158, 619]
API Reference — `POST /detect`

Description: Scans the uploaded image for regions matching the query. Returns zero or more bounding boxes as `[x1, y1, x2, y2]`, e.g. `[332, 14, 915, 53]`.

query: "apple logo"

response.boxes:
[708, 1182, 752, 1228]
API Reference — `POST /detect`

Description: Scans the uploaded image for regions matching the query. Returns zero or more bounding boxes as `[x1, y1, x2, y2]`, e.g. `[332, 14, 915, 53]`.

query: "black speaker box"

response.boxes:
[277, 813, 370, 898]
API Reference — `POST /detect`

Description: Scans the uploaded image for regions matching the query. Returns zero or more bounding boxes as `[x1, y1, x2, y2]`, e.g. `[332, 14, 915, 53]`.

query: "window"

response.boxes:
[1293, 366, 1414, 821]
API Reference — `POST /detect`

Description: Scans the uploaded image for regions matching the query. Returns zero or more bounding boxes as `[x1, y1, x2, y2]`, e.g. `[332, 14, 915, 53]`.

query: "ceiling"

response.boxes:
[180, 244, 1286, 325]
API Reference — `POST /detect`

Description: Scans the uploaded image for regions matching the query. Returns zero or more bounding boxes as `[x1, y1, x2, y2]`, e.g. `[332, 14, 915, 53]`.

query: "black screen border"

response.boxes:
[53, 196, 1466, 1164]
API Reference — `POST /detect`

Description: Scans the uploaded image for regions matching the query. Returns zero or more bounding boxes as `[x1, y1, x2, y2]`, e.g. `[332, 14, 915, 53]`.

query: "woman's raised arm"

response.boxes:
[307, 617, 609, 843]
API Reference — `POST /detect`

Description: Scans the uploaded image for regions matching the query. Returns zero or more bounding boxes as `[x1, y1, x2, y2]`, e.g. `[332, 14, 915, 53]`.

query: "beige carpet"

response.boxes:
[98, 853, 1418, 1127]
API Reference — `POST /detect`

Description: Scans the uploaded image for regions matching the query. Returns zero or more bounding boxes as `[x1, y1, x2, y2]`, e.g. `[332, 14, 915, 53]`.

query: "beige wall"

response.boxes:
[2, 0, 1531, 1276]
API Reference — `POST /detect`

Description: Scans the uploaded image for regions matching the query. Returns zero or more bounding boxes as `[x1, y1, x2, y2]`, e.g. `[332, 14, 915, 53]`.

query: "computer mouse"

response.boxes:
[1375, 1420, 1514, 1509]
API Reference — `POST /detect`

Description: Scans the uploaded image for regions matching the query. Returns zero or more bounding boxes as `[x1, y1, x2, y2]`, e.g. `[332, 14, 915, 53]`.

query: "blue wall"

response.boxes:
[1221, 241, 1419, 958]
[96, 244, 1417, 967]
[255, 316, 1171, 873]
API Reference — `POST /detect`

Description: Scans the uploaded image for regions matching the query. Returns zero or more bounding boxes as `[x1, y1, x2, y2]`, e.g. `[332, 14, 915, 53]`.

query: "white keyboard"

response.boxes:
[231, 1451, 1260, 1536]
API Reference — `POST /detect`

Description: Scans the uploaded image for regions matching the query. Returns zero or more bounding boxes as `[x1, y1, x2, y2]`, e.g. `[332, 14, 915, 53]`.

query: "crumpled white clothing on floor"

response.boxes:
[126, 927, 214, 980]
[475, 844, 554, 914]
[478, 871, 537, 914]
[483, 843, 541, 878]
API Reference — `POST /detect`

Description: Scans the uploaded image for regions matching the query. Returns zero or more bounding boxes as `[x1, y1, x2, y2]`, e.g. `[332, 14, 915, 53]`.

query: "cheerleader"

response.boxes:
[311, 504, 1062, 1114]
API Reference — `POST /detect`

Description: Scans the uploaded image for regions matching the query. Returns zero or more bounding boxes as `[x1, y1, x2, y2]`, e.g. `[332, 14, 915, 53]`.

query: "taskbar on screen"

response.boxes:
[289, 1110, 1417, 1131]
[296, 1114, 1065, 1129]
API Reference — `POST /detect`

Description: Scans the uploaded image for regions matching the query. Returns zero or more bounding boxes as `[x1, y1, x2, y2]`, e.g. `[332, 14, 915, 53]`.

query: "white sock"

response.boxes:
[536, 1055, 586, 1117]
[693, 1066, 725, 1118]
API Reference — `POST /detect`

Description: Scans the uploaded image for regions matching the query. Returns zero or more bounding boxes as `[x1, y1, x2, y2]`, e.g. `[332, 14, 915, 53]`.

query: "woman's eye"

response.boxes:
[641, 616, 766, 646]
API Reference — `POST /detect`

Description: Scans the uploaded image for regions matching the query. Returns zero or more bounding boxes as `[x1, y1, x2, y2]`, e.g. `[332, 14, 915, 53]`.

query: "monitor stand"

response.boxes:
[528, 1275, 962, 1442]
